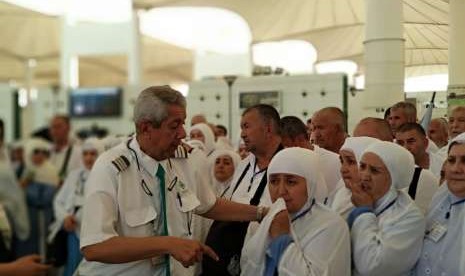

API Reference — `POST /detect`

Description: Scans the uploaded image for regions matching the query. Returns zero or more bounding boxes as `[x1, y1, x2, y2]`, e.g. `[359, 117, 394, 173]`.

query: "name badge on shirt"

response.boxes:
[174, 179, 200, 212]
[425, 221, 447, 243]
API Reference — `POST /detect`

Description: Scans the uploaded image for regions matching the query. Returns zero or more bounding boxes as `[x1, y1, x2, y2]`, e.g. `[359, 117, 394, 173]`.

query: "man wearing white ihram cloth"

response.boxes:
[241, 147, 350, 276]
[348, 141, 425, 276]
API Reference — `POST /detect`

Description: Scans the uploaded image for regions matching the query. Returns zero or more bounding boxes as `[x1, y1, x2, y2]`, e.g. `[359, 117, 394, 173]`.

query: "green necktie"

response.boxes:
[156, 164, 171, 276]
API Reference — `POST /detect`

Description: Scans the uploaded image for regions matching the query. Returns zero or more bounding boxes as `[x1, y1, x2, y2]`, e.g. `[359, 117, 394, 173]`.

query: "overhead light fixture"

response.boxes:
[140, 7, 251, 54]
[252, 40, 317, 75]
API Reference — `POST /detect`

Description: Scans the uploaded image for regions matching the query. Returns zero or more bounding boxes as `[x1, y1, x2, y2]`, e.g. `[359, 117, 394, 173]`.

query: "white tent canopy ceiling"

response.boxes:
[0, 0, 450, 88]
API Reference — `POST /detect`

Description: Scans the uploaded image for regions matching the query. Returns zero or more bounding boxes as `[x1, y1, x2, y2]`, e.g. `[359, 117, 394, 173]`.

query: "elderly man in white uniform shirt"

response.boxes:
[348, 141, 425, 276]
[78, 86, 265, 276]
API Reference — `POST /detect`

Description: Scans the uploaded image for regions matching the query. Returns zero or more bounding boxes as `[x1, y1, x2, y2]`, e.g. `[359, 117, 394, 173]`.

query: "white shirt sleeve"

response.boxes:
[53, 169, 80, 221]
[80, 158, 119, 249]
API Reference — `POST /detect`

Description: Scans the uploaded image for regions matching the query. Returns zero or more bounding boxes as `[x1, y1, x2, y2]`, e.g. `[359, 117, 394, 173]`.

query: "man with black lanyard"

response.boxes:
[203, 104, 282, 276]
[78, 86, 266, 276]
[49, 115, 82, 185]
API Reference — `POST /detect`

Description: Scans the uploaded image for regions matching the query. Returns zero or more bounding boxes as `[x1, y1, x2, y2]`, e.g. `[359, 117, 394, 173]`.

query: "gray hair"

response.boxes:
[391, 101, 417, 122]
[133, 86, 186, 128]
[451, 106, 465, 116]
[431, 118, 448, 131]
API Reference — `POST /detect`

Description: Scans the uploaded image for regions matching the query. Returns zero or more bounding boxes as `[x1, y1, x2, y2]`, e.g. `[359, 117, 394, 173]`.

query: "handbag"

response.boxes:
[46, 227, 68, 266]
[202, 164, 268, 276]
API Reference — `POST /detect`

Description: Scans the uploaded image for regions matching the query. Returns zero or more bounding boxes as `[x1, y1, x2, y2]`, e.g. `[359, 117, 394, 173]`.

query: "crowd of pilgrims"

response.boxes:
[0, 101, 464, 276]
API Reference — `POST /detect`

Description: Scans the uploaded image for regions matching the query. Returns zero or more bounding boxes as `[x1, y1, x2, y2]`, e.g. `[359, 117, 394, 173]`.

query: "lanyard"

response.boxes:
[291, 199, 316, 223]
[445, 198, 465, 219]
[75, 170, 86, 196]
[375, 199, 396, 217]
[247, 161, 267, 192]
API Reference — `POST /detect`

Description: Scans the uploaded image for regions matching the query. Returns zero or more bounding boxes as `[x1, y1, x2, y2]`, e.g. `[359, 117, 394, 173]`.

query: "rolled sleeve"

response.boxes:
[80, 157, 119, 249]
[80, 192, 119, 248]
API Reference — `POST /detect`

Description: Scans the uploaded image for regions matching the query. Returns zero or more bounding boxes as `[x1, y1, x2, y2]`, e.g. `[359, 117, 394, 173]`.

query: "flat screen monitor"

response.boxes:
[70, 87, 122, 118]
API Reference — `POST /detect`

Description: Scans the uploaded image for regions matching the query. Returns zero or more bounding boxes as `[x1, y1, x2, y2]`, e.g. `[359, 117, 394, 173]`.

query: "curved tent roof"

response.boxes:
[0, 0, 450, 87]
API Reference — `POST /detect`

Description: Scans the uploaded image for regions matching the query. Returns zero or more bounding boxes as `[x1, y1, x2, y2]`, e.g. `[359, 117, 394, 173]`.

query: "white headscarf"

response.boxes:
[24, 138, 51, 165]
[340, 136, 380, 164]
[449, 132, 465, 151]
[448, 132, 465, 275]
[268, 147, 327, 216]
[189, 123, 216, 155]
[23, 138, 59, 186]
[208, 149, 241, 195]
[82, 137, 105, 155]
[185, 139, 206, 152]
[362, 141, 415, 190]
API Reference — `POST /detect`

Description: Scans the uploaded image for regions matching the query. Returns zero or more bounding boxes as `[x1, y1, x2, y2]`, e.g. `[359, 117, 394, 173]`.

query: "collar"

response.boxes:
[249, 143, 284, 170]
[449, 192, 465, 205]
[130, 137, 161, 176]
[374, 189, 398, 214]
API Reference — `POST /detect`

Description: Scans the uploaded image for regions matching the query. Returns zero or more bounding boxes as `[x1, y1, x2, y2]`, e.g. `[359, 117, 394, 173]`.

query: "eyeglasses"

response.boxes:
[33, 149, 49, 155]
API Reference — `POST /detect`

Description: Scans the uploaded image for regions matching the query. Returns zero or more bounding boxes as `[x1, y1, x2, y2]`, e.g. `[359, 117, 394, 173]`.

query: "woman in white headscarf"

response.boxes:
[190, 123, 216, 156]
[209, 149, 241, 197]
[413, 132, 465, 275]
[349, 141, 425, 276]
[331, 136, 379, 219]
[21, 138, 59, 187]
[53, 137, 104, 276]
[0, 157, 29, 255]
[241, 147, 350, 276]
[16, 138, 59, 257]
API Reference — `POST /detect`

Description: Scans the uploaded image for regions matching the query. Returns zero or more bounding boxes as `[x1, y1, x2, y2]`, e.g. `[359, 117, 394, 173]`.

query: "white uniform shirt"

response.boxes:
[79, 138, 216, 276]
[414, 184, 465, 276]
[352, 191, 425, 276]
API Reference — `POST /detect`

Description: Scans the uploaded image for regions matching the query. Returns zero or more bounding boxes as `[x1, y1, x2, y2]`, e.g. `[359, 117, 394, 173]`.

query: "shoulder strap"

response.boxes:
[59, 145, 73, 180]
[229, 163, 251, 198]
[249, 170, 268, 206]
[248, 144, 283, 206]
[408, 167, 422, 199]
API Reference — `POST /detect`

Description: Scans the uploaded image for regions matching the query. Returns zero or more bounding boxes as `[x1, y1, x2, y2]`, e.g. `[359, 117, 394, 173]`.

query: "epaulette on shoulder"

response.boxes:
[111, 155, 130, 172]
[173, 144, 189, 159]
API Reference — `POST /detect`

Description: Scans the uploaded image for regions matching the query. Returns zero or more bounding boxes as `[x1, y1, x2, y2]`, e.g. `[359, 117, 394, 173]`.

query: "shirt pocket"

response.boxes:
[124, 206, 157, 228]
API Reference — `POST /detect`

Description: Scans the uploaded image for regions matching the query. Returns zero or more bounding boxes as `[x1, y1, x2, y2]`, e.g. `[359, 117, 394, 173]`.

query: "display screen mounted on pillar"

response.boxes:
[69, 87, 122, 118]
[239, 91, 281, 111]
